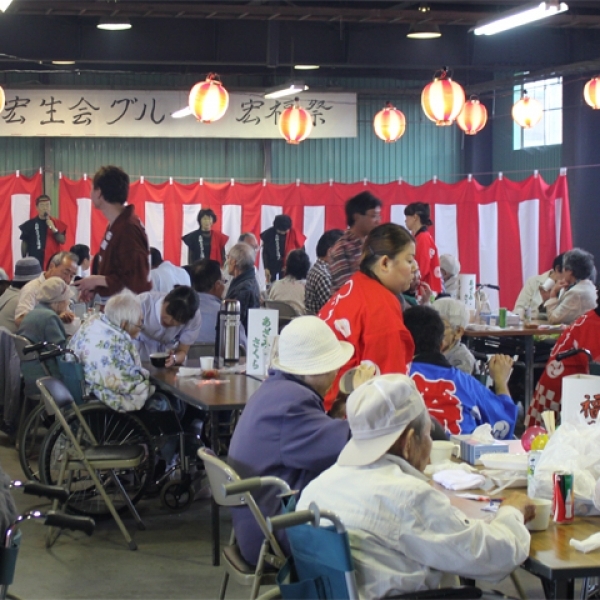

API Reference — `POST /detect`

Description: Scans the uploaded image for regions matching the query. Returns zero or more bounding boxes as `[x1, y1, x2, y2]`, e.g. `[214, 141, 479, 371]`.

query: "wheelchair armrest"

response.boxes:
[387, 586, 482, 600]
[223, 475, 292, 497]
[20, 481, 70, 503]
[45, 512, 95, 537]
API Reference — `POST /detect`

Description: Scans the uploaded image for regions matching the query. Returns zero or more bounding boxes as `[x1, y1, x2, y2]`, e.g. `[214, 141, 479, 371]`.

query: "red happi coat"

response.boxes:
[525, 310, 600, 427]
[415, 228, 442, 294]
[319, 271, 415, 411]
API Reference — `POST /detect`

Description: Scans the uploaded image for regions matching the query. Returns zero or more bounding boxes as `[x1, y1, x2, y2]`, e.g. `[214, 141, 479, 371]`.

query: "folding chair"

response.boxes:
[198, 448, 291, 600]
[264, 301, 298, 332]
[268, 503, 483, 600]
[36, 376, 147, 551]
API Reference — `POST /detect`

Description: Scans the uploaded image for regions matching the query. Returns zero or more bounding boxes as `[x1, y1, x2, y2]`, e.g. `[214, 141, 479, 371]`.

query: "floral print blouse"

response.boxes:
[68, 314, 151, 412]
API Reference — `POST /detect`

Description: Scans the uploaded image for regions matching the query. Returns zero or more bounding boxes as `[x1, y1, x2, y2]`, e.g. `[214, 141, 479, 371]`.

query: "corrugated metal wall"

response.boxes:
[0, 71, 562, 192]
[272, 94, 462, 184]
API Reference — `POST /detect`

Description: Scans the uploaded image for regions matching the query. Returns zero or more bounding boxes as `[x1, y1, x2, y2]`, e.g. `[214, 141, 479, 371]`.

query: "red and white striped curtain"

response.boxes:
[4, 172, 572, 308]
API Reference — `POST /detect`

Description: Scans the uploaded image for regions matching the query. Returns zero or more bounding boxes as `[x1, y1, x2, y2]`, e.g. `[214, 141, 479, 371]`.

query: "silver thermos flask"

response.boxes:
[218, 299, 241, 364]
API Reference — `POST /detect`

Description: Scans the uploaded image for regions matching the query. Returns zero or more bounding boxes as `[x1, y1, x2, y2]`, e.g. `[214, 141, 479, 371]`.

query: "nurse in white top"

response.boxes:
[298, 374, 534, 599]
[135, 286, 202, 367]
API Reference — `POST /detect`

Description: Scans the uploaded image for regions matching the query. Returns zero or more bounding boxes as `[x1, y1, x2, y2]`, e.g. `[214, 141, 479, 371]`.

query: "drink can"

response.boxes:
[498, 307, 507, 328]
[527, 451, 542, 497]
[552, 471, 574, 524]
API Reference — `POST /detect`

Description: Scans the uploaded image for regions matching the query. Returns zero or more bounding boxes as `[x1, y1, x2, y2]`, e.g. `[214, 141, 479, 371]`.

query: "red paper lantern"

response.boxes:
[584, 77, 600, 109]
[278, 98, 313, 144]
[456, 98, 488, 135]
[188, 73, 229, 123]
[512, 93, 543, 129]
[421, 68, 465, 126]
[373, 102, 406, 142]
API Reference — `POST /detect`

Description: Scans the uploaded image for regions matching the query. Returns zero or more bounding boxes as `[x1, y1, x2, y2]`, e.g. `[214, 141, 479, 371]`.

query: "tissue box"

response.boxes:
[451, 435, 510, 465]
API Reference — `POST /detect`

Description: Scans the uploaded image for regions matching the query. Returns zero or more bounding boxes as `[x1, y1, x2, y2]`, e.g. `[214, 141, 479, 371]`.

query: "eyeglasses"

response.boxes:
[128, 319, 144, 331]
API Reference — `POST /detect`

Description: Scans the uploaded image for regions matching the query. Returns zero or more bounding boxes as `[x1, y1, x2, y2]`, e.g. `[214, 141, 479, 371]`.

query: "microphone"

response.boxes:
[476, 283, 500, 291]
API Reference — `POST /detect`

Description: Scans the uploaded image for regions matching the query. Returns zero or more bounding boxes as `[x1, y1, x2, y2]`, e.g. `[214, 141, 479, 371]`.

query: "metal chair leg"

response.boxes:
[218, 571, 229, 600]
[108, 470, 146, 530]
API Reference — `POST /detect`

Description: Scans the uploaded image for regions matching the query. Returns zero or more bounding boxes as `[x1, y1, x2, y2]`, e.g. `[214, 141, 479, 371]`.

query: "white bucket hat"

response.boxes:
[440, 254, 460, 277]
[338, 374, 426, 467]
[271, 316, 354, 376]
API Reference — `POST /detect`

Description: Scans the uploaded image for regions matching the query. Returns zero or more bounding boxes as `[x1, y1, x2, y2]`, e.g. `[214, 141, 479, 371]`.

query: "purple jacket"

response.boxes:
[228, 369, 350, 565]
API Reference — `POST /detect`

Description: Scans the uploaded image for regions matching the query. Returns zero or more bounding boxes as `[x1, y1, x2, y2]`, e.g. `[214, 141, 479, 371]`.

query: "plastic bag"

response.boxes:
[528, 422, 600, 516]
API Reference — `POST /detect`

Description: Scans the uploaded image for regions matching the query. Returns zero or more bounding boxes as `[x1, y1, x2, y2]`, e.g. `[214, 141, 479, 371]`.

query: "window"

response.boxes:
[513, 77, 562, 150]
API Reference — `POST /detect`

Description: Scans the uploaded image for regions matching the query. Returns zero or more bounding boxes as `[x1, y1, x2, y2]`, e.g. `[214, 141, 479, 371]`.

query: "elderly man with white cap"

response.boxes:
[299, 374, 533, 599]
[228, 315, 354, 566]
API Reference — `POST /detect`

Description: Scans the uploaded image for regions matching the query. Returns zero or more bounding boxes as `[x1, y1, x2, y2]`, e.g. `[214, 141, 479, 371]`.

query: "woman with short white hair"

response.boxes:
[68, 290, 152, 412]
[432, 297, 475, 374]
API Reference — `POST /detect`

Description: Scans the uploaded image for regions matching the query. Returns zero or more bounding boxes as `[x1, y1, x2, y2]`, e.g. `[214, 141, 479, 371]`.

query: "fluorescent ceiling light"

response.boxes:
[407, 22, 441, 39]
[294, 65, 320, 71]
[97, 17, 132, 31]
[0, 0, 13, 12]
[52, 60, 76, 65]
[171, 106, 193, 119]
[472, 1, 568, 36]
[264, 81, 308, 99]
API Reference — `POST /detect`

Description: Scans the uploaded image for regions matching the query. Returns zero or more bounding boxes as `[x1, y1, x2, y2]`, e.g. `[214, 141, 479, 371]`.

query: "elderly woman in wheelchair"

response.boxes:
[62, 290, 198, 510]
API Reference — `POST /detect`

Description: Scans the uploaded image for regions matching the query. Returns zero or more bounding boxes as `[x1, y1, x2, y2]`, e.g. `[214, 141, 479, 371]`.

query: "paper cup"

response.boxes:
[526, 498, 552, 531]
[200, 356, 215, 371]
[429, 441, 461, 465]
[542, 277, 556, 292]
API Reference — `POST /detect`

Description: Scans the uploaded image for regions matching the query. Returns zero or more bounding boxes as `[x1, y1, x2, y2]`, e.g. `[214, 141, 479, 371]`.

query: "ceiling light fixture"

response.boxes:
[407, 22, 441, 39]
[0, 0, 13, 12]
[294, 65, 320, 71]
[472, 1, 568, 36]
[52, 60, 76, 65]
[264, 81, 308, 100]
[97, 17, 132, 31]
[171, 106, 193, 119]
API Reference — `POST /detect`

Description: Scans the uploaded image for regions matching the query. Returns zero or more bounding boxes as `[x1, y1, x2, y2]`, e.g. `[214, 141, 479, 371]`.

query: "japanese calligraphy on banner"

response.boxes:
[0, 89, 357, 138]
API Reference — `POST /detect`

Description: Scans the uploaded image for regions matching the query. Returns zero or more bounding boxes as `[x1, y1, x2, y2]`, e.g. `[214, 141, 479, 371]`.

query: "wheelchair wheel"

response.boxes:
[160, 478, 194, 512]
[17, 403, 55, 482]
[39, 403, 155, 516]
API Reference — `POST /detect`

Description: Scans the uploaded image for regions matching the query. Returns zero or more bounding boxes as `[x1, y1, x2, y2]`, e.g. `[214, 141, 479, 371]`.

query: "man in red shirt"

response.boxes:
[75, 165, 151, 302]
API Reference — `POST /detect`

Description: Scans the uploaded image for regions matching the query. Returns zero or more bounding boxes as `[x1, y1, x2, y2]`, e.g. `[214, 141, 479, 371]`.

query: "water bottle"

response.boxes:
[217, 299, 240, 365]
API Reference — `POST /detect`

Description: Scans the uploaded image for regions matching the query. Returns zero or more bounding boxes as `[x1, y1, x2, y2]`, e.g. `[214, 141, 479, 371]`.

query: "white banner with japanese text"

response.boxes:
[0, 89, 357, 138]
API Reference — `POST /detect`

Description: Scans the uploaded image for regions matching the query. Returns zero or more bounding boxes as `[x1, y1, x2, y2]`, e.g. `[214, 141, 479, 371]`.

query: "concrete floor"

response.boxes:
[0, 432, 559, 600]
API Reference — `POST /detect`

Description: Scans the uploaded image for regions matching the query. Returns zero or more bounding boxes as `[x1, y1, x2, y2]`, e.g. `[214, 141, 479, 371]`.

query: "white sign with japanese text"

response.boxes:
[246, 309, 279, 377]
[0, 89, 357, 138]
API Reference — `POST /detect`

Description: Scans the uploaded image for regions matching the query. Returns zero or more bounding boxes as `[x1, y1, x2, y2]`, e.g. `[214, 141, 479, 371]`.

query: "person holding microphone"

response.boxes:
[19, 194, 67, 269]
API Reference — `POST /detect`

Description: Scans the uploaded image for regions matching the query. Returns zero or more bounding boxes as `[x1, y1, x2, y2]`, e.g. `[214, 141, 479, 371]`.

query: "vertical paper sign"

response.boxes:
[247, 308, 278, 376]
[458, 274, 476, 309]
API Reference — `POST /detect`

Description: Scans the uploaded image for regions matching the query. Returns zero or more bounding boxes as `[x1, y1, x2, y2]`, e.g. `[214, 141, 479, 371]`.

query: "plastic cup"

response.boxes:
[200, 356, 215, 371]
[526, 498, 552, 531]
[429, 441, 461, 465]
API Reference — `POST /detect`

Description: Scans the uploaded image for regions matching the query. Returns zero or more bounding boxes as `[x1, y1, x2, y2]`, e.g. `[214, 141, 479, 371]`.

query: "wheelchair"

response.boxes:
[15, 341, 87, 482]
[0, 481, 94, 600]
[37, 388, 205, 515]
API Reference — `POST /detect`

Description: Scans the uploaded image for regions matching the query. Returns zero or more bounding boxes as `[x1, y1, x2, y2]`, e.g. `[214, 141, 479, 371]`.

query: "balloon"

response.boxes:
[531, 433, 549, 451]
[521, 426, 546, 451]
